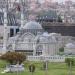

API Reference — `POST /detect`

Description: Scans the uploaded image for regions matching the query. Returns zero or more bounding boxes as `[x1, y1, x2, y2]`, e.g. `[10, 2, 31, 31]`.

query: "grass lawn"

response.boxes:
[0, 60, 75, 75]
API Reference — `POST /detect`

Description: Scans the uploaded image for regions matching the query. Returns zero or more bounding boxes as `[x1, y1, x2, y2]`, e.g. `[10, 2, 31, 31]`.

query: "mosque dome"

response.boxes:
[65, 43, 75, 48]
[23, 21, 43, 30]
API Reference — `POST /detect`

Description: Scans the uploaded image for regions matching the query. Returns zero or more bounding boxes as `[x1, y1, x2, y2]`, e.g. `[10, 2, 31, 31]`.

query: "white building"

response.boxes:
[0, 8, 75, 57]
[5, 21, 64, 56]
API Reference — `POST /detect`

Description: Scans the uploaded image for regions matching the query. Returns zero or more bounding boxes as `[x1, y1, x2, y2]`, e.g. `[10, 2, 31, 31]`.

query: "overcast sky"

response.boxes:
[39, 0, 75, 4]
[53, 0, 75, 3]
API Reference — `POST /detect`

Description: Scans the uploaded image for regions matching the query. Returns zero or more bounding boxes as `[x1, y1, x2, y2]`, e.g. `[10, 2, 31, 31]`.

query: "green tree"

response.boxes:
[59, 47, 64, 52]
[0, 52, 26, 65]
[65, 58, 74, 66]
[59, 47, 64, 55]
[65, 58, 75, 75]
[29, 64, 35, 75]
[58, 16, 62, 22]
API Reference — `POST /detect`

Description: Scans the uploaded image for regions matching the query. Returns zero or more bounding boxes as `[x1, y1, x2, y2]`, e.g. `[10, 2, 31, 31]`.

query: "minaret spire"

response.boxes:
[21, 4, 24, 28]
[3, 8, 8, 54]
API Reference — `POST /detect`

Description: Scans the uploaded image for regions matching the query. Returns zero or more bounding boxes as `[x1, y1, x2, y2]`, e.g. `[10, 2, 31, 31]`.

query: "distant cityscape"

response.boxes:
[0, 0, 75, 23]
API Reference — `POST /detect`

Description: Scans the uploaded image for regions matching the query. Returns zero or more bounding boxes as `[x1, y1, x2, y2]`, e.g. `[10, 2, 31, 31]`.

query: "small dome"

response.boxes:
[23, 21, 43, 30]
[49, 33, 60, 36]
[42, 32, 49, 37]
[65, 43, 75, 48]
[35, 35, 49, 43]
[44, 36, 56, 43]
[40, 36, 49, 43]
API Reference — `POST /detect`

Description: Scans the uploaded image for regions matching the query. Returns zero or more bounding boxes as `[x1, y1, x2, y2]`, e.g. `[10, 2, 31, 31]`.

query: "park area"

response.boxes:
[0, 60, 75, 75]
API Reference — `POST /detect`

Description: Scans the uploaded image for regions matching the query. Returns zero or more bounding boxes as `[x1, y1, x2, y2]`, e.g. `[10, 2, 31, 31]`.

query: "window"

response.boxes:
[10, 28, 14, 37]
[16, 28, 19, 34]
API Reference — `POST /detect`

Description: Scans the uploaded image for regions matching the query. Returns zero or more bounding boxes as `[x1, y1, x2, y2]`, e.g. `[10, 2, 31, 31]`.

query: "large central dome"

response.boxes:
[23, 21, 43, 30]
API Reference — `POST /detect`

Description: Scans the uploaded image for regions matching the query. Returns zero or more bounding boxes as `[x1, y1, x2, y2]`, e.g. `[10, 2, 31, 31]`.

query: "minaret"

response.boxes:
[21, 4, 24, 28]
[21, 11, 24, 28]
[3, 8, 8, 54]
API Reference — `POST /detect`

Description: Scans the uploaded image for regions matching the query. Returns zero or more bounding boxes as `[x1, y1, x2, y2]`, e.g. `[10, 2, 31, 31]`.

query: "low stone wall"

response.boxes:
[27, 56, 65, 62]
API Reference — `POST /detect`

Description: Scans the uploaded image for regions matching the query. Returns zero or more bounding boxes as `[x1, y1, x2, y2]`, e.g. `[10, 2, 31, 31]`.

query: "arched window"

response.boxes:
[36, 45, 43, 55]
[36, 39, 40, 44]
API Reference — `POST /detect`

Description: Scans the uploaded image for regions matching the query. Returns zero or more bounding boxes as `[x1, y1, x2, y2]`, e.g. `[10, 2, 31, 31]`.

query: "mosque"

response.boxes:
[0, 8, 75, 57]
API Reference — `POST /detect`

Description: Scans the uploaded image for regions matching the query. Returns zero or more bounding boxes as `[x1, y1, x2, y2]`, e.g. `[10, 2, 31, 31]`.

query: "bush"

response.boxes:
[59, 47, 64, 52]
[65, 58, 75, 67]
[29, 64, 35, 72]
[0, 52, 26, 65]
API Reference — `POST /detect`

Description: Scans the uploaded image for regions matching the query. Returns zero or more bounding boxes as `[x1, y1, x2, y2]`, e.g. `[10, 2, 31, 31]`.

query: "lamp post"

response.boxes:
[44, 60, 48, 75]
[69, 61, 72, 75]
[40, 55, 48, 75]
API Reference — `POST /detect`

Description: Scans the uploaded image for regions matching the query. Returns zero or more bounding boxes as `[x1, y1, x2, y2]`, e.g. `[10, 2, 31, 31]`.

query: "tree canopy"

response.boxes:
[0, 52, 26, 65]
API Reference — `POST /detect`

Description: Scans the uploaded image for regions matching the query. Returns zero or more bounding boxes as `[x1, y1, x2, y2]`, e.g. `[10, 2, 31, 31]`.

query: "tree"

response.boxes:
[29, 64, 35, 75]
[58, 16, 62, 22]
[65, 58, 75, 75]
[59, 47, 64, 52]
[59, 47, 64, 55]
[0, 52, 26, 65]
[65, 58, 75, 67]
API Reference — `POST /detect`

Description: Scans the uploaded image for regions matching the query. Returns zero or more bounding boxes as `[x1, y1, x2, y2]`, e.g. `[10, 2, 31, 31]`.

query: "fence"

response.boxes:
[27, 56, 65, 62]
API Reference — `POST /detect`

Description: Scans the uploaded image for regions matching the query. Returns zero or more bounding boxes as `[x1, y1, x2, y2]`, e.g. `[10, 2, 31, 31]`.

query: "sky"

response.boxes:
[39, 0, 75, 4]
[53, 0, 75, 3]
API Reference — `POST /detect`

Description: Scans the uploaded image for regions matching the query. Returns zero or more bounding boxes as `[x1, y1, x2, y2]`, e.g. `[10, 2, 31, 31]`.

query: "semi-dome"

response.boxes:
[39, 36, 49, 43]
[49, 33, 61, 36]
[23, 21, 43, 30]
[65, 43, 75, 48]
[42, 32, 49, 37]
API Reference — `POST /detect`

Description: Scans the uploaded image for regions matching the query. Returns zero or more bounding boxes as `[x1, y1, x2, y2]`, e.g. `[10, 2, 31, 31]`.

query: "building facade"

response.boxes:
[0, 8, 75, 57]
